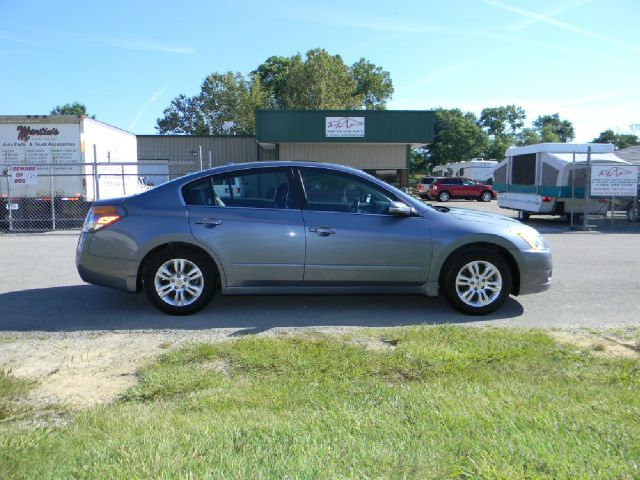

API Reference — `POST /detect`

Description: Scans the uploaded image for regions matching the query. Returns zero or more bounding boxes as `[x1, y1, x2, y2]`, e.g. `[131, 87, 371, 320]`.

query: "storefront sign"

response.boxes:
[590, 165, 638, 196]
[325, 117, 365, 137]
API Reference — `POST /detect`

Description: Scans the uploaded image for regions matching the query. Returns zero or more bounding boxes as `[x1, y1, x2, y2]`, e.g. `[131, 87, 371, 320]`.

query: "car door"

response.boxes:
[298, 167, 431, 286]
[184, 167, 305, 287]
[461, 178, 479, 197]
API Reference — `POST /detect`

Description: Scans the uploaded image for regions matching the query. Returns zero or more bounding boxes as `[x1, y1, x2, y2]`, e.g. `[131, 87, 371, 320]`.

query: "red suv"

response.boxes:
[426, 177, 496, 202]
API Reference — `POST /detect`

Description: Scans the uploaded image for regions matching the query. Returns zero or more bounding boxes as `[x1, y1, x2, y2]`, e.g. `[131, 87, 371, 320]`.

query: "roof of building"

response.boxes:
[256, 110, 434, 146]
[615, 145, 640, 163]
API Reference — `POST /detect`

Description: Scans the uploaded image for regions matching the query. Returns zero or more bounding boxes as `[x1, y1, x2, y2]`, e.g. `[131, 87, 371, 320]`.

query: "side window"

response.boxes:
[183, 169, 295, 209]
[463, 179, 476, 186]
[300, 169, 396, 215]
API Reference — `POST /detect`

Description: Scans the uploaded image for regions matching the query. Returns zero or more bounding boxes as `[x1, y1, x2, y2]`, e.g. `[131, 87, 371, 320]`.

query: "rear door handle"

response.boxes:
[195, 218, 222, 227]
[309, 226, 336, 235]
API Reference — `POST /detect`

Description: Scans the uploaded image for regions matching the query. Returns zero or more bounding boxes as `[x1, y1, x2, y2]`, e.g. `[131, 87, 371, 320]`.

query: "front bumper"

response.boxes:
[517, 249, 553, 295]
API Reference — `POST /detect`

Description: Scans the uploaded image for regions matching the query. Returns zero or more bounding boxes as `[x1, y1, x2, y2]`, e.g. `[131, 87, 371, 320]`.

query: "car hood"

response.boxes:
[445, 207, 522, 227]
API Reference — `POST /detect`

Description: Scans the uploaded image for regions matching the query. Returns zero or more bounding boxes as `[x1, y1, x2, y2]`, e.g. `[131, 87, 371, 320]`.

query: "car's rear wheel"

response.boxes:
[480, 191, 493, 202]
[442, 248, 511, 315]
[143, 247, 216, 315]
[437, 191, 450, 202]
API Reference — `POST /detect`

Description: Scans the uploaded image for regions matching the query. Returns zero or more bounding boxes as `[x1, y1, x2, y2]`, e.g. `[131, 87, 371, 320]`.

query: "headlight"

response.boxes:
[509, 227, 548, 251]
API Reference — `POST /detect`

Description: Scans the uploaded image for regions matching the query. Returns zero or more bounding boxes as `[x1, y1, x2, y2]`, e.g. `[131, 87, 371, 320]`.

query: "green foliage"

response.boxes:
[252, 55, 292, 109]
[516, 127, 541, 146]
[533, 113, 575, 142]
[157, 48, 394, 134]
[50, 102, 95, 119]
[593, 129, 640, 150]
[2, 327, 639, 478]
[157, 72, 268, 135]
[281, 49, 358, 110]
[428, 108, 489, 166]
[350, 58, 394, 110]
[478, 105, 526, 159]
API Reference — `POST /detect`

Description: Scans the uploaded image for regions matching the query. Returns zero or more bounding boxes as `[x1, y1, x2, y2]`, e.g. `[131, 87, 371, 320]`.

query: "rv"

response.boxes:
[432, 158, 498, 182]
[494, 143, 631, 220]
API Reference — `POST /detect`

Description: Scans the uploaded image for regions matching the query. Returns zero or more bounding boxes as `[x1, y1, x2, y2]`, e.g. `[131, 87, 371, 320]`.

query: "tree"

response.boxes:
[156, 73, 268, 135]
[157, 49, 396, 134]
[516, 128, 540, 146]
[478, 105, 526, 160]
[281, 49, 358, 110]
[427, 108, 489, 167]
[532, 114, 574, 142]
[50, 102, 95, 118]
[350, 58, 394, 110]
[252, 55, 292, 109]
[592, 129, 639, 150]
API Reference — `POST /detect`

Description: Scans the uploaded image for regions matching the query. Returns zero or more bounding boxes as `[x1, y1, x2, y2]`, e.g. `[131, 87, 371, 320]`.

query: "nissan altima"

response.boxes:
[76, 162, 552, 315]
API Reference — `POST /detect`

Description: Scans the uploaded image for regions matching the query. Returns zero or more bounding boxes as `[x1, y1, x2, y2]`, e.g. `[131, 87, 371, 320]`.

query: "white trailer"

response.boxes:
[494, 143, 630, 220]
[0, 115, 139, 227]
[432, 158, 498, 182]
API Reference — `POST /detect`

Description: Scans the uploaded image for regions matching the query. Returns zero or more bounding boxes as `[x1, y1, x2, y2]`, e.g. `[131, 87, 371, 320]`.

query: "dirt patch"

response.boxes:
[0, 331, 234, 409]
[551, 330, 640, 359]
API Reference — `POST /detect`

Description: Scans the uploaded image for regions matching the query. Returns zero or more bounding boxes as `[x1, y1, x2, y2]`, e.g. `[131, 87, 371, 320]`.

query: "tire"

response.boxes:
[437, 191, 450, 202]
[480, 191, 493, 202]
[517, 210, 530, 221]
[442, 248, 512, 315]
[143, 247, 217, 315]
[627, 206, 639, 223]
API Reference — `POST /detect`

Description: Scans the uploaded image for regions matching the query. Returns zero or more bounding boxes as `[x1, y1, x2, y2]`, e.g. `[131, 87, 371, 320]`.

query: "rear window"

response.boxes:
[421, 177, 435, 184]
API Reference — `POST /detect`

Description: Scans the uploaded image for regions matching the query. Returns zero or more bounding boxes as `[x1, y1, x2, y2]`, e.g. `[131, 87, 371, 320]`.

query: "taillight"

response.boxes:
[418, 184, 424, 190]
[83, 205, 126, 232]
[542, 196, 552, 202]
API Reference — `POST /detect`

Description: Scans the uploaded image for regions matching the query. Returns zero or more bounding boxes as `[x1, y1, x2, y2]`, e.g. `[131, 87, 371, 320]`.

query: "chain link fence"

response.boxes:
[1, 161, 203, 231]
[565, 161, 639, 229]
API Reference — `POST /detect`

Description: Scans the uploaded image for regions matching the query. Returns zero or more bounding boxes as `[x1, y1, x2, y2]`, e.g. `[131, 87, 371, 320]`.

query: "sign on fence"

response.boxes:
[590, 165, 638, 197]
[10, 165, 38, 185]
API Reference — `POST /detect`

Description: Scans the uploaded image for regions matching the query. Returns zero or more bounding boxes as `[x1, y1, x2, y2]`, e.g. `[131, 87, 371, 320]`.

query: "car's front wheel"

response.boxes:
[143, 247, 216, 315]
[442, 248, 512, 315]
[480, 191, 493, 202]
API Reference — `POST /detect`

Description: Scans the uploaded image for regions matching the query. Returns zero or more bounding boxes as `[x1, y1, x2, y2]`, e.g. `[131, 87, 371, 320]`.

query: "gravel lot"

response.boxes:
[1, 200, 639, 408]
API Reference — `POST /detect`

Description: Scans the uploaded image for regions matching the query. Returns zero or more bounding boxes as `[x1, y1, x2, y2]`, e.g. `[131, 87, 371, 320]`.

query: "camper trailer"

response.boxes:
[493, 143, 631, 220]
[432, 158, 498, 182]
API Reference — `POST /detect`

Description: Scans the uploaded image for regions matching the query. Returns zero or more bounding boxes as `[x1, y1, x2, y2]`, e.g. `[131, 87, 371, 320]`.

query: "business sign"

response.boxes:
[0, 123, 81, 164]
[325, 117, 365, 137]
[590, 165, 638, 196]
[10, 166, 37, 185]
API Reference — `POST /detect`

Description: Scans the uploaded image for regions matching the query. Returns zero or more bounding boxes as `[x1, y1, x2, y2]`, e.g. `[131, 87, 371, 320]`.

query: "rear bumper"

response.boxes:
[517, 250, 553, 295]
[76, 233, 138, 292]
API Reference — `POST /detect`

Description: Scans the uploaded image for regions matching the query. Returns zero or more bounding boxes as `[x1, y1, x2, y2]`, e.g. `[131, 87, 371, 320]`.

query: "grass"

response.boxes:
[0, 371, 34, 421]
[1, 326, 639, 478]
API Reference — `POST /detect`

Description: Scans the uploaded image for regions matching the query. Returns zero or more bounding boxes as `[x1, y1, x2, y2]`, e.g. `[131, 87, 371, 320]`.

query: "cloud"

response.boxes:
[129, 84, 170, 131]
[92, 36, 196, 55]
[485, 0, 640, 54]
[0, 29, 195, 55]
[508, 0, 592, 31]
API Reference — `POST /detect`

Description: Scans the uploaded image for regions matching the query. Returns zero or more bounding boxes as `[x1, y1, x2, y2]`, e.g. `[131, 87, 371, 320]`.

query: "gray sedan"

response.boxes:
[76, 162, 552, 315]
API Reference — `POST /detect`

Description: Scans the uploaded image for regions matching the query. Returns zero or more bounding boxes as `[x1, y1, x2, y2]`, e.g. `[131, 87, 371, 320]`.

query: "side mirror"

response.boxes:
[388, 201, 412, 217]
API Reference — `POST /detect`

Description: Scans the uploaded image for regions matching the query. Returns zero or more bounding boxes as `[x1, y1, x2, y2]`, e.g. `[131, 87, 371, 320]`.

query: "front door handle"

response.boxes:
[309, 226, 336, 235]
[195, 218, 222, 227]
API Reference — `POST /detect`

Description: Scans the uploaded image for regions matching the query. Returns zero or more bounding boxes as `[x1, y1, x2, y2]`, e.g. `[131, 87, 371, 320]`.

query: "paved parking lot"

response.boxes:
[0, 200, 638, 333]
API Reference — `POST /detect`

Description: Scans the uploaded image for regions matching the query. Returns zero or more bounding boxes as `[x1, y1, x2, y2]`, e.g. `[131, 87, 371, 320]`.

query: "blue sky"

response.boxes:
[1, 0, 638, 141]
